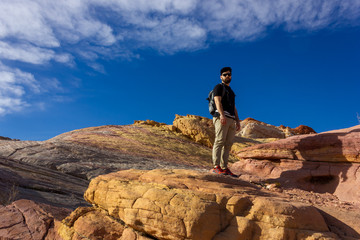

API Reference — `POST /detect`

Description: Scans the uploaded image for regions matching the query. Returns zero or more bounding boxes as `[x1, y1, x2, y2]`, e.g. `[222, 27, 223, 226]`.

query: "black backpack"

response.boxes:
[207, 84, 226, 116]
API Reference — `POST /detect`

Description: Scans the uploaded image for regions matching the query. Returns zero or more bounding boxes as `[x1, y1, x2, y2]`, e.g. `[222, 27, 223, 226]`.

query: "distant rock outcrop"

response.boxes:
[239, 118, 316, 139]
[291, 124, 317, 135]
[59, 169, 338, 240]
[0, 136, 14, 141]
[173, 115, 316, 148]
[239, 118, 287, 138]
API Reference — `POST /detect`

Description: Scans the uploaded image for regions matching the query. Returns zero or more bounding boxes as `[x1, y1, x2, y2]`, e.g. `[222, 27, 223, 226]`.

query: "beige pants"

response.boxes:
[212, 116, 236, 169]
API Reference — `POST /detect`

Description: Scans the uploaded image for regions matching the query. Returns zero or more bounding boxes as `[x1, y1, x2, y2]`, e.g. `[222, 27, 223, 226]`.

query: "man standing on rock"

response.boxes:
[211, 67, 241, 177]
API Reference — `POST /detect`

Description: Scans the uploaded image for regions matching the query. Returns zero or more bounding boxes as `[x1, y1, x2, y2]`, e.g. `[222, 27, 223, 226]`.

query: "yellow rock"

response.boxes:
[67, 169, 339, 240]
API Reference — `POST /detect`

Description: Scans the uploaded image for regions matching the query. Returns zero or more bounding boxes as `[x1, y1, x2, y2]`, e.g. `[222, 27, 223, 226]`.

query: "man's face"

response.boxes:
[220, 71, 232, 84]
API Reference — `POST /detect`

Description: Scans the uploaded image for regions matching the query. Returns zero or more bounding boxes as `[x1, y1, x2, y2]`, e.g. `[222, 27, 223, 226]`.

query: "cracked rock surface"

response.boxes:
[59, 169, 340, 240]
[0, 199, 71, 240]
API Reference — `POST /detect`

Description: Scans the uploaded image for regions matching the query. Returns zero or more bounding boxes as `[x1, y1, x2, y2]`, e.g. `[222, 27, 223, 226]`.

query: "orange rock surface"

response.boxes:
[58, 169, 340, 240]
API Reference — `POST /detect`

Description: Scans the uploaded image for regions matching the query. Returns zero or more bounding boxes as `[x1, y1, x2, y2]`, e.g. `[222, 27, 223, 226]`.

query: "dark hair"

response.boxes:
[220, 67, 232, 75]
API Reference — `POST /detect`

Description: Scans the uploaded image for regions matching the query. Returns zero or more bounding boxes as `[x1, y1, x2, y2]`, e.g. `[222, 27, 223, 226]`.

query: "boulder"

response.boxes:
[291, 125, 317, 135]
[63, 169, 339, 240]
[0, 199, 70, 240]
[59, 206, 154, 240]
[173, 114, 215, 147]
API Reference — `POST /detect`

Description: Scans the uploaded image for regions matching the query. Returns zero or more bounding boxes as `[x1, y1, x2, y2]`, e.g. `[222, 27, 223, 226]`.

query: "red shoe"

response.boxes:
[223, 168, 238, 178]
[211, 166, 225, 174]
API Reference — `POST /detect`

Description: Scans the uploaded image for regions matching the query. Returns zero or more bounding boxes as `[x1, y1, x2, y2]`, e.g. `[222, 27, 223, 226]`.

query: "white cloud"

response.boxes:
[0, 97, 27, 115]
[0, 0, 59, 47]
[1, 0, 358, 62]
[89, 0, 197, 14]
[130, 16, 207, 52]
[0, 0, 359, 115]
[0, 41, 56, 64]
[0, 64, 39, 115]
[200, 0, 360, 40]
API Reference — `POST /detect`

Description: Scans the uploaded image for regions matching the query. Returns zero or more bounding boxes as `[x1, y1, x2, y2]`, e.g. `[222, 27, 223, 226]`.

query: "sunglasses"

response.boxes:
[222, 73, 231, 77]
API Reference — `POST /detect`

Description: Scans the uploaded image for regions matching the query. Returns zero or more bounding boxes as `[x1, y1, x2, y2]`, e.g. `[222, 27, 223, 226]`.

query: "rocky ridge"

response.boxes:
[0, 123, 214, 208]
[0, 115, 359, 239]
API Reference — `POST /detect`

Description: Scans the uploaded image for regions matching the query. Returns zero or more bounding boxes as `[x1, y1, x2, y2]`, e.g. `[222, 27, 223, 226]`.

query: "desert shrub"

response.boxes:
[0, 184, 19, 206]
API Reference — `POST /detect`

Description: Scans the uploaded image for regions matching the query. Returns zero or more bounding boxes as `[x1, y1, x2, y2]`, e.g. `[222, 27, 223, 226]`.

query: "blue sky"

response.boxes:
[0, 0, 359, 141]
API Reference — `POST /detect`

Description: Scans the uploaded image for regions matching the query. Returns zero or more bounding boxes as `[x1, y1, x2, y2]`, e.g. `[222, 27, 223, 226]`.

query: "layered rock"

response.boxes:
[0, 199, 70, 240]
[59, 169, 340, 240]
[234, 125, 360, 163]
[231, 125, 360, 237]
[0, 124, 213, 208]
[50, 124, 212, 171]
[0, 156, 88, 208]
[232, 125, 360, 190]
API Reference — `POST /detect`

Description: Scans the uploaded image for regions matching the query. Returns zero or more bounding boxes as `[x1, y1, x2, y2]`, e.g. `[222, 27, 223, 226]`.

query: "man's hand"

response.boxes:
[214, 96, 226, 125]
[220, 115, 227, 125]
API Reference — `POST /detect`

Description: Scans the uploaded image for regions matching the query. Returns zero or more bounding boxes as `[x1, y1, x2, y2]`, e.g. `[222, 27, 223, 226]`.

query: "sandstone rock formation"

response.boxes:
[232, 125, 360, 202]
[231, 125, 360, 238]
[1, 117, 358, 239]
[173, 114, 215, 147]
[58, 169, 341, 240]
[234, 125, 360, 163]
[0, 199, 70, 240]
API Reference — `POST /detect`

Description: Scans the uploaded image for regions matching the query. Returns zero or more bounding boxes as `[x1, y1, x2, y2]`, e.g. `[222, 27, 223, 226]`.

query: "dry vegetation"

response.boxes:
[0, 183, 18, 206]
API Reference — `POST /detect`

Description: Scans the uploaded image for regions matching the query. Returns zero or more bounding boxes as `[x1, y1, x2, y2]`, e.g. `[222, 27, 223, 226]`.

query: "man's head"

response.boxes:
[220, 67, 232, 85]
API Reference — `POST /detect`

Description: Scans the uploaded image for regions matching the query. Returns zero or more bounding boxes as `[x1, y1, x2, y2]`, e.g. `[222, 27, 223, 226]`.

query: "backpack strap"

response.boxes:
[220, 83, 228, 100]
